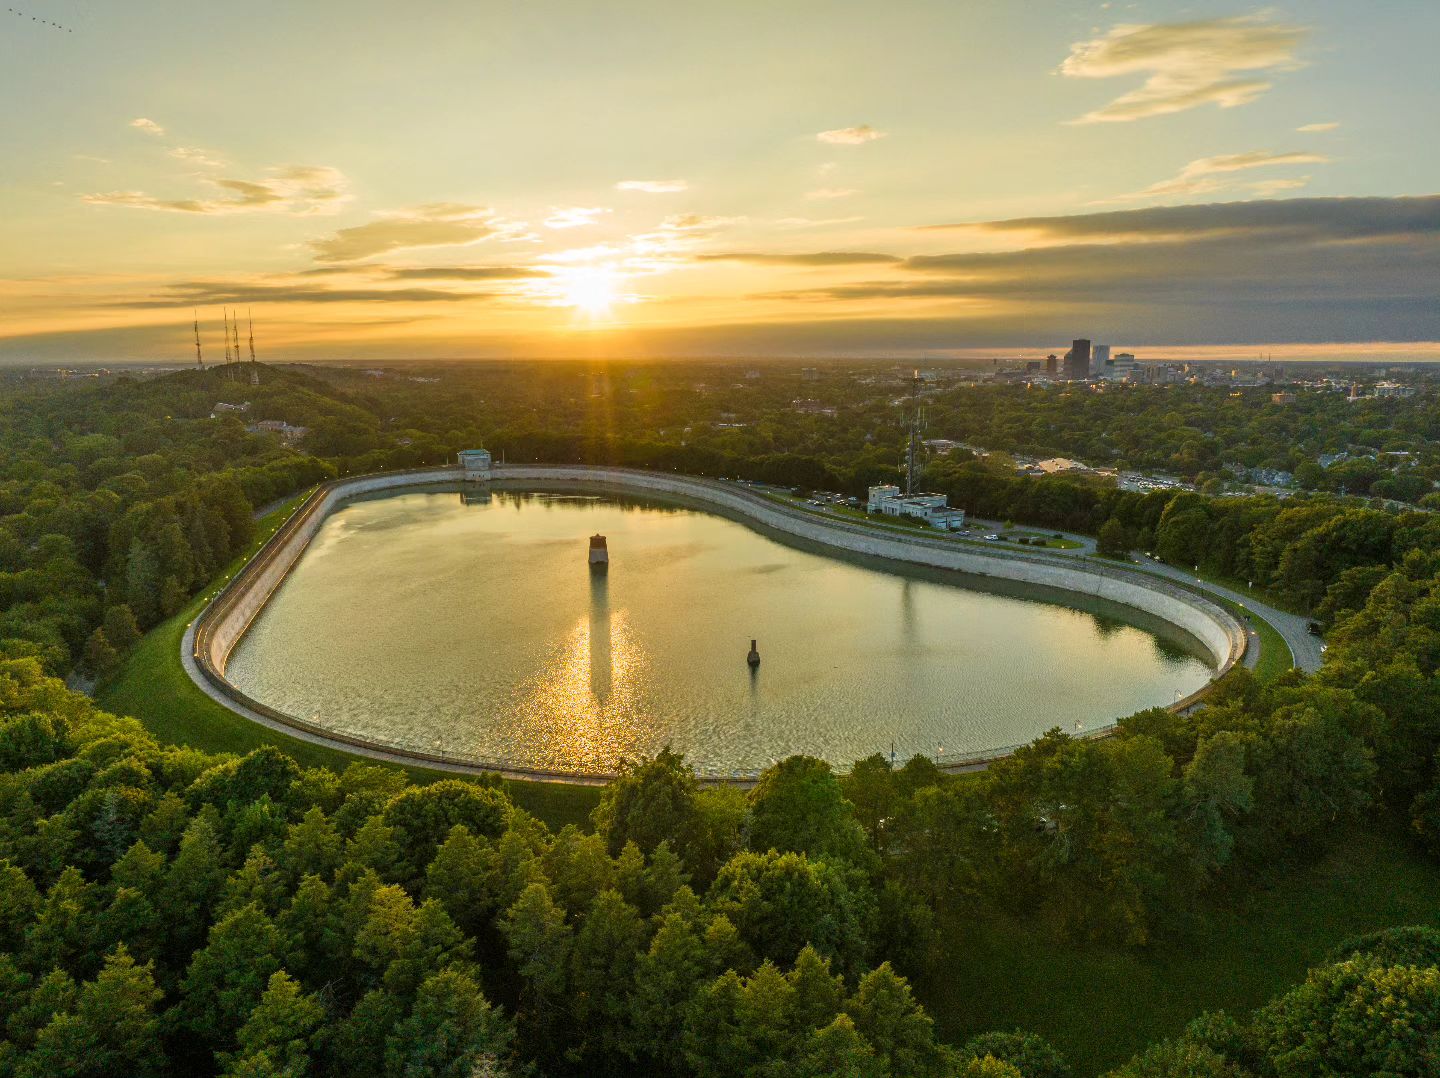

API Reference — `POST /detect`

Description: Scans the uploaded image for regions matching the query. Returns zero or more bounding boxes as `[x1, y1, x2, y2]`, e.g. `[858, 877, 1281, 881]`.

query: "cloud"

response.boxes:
[169, 146, 225, 169]
[921, 195, 1440, 243]
[543, 206, 611, 229]
[1298, 121, 1339, 133]
[1119, 150, 1329, 200]
[1060, 15, 1306, 123]
[82, 165, 348, 216]
[130, 117, 165, 136]
[384, 265, 546, 281]
[109, 280, 483, 308]
[308, 204, 503, 262]
[615, 179, 688, 193]
[805, 188, 859, 200]
[749, 196, 1440, 345]
[816, 125, 886, 145]
[775, 215, 865, 229]
[698, 251, 901, 266]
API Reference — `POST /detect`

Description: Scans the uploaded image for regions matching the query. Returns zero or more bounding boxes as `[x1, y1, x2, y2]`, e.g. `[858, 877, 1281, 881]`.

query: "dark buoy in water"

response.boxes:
[589, 534, 608, 574]
[747, 639, 760, 667]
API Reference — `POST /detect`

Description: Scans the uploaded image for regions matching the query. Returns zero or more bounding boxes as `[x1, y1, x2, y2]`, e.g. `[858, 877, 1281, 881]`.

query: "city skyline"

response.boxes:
[3, 1, 1438, 362]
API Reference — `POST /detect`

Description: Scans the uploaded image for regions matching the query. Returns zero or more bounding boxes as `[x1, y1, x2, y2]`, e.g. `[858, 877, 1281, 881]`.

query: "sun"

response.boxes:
[556, 264, 621, 318]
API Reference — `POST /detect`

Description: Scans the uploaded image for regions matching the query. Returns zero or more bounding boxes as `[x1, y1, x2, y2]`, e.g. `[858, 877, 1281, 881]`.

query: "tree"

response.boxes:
[81, 628, 119, 680]
[175, 904, 284, 1051]
[220, 970, 324, 1078]
[383, 969, 514, 1078]
[844, 963, 948, 1078]
[1251, 956, 1440, 1077]
[591, 747, 702, 857]
[1097, 518, 1132, 557]
[20, 946, 164, 1078]
[707, 850, 871, 975]
[101, 605, 142, 652]
[382, 780, 511, 878]
[747, 756, 871, 866]
[962, 1030, 1071, 1078]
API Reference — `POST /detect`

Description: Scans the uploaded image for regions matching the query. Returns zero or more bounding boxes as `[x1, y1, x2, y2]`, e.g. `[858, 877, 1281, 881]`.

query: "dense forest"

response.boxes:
[2, 360, 1439, 1075]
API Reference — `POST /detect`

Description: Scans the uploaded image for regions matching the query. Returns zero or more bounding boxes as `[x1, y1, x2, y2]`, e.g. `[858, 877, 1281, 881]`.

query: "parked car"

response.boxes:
[1307, 621, 1323, 636]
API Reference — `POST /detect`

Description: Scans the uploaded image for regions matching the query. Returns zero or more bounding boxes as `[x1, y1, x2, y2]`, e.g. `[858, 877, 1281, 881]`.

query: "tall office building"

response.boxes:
[1092, 344, 1110, 374]
[1045, 354, 1058, 376]
[1063, 339, 1091, 379]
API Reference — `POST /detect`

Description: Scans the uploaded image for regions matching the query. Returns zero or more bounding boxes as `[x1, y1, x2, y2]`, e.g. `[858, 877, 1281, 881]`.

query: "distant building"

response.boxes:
[1271, 392, 1296, 405]
[1374, 381, 1416, 399]
[248, 420, 309, 444]
[1113, 353, 1137, 381]
[866, 485, 966, 530]
[1045, 354, 1058, 376]
[1092, 344, 1111, 374]
[1063, 339, 1091, 380]
[791, 398, 838, 416]
[801, 367, 820, 382]
[457, 449, 493, 481]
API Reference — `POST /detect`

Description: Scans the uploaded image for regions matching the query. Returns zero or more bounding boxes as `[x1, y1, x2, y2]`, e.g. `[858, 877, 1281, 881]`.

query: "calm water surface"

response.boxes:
[227, 489, 1213, 775]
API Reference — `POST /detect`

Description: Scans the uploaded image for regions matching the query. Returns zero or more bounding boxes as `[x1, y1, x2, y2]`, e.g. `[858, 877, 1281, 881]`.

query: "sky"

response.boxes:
[1, 0, 1438, 363]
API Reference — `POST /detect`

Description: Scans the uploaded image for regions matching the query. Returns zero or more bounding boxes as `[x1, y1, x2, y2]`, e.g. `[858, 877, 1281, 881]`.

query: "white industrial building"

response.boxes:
[457, 449, 493, 480]
[866, 485, 967, 530]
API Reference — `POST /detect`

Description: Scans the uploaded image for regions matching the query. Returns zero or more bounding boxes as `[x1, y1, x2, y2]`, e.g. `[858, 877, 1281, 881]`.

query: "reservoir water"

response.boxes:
[226, 488, 1213, 776]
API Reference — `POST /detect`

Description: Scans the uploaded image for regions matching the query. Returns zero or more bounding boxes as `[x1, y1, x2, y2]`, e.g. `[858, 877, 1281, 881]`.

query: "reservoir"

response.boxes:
[226, 487, 1214, 776]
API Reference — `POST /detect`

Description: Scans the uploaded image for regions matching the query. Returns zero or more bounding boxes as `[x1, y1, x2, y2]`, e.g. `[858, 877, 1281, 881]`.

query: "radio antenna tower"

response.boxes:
[905, 368, 923, 496]
[222, 309, 233, 366]
[192, 310, 204, 368]
[247, 308, 260, 385]
[231, 311, 242, 373]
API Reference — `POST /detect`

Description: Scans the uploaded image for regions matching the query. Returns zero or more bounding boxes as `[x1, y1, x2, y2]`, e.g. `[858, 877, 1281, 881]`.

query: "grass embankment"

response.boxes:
[97, 494, 601, 831]
[920, 821, 1440, 1076]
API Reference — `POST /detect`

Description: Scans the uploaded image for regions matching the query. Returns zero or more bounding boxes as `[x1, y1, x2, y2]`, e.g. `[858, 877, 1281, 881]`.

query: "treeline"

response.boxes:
[923, 456, 1440, 611]
[0, 658, 1025, 1077]
[0, 371, 337, 677]
[2, 653, 1438, 1076]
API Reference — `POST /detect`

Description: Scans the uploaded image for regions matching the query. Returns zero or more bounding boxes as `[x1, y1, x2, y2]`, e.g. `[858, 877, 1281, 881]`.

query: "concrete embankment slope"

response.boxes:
[185, 465, 1247, 781]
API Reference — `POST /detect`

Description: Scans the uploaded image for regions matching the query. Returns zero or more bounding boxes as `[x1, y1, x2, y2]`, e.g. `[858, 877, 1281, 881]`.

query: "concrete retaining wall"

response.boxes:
[188, 465, 1246, 781]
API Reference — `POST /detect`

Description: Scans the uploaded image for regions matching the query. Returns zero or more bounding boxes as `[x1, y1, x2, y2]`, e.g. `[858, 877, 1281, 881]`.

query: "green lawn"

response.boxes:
[96, 494, 601, 831]
[919, 822, 1440, 1076]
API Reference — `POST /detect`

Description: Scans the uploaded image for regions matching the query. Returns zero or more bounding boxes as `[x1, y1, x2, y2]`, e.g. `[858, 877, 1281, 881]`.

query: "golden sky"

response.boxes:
[2, 2, 1438, 362]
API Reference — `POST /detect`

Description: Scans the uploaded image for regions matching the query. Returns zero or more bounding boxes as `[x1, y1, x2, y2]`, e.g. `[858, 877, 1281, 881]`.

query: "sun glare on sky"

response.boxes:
[552, 264, 622, 320]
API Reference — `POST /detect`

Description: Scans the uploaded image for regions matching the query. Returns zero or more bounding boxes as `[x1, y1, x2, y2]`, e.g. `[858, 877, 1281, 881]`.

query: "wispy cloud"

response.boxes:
[309, 204, 506, 263]
[384, 265, 546, 281]
[805, 187, 859, 200]
[1297, 121, 1339, 133]
[168, 146, 225, 169]
[698, 251, 900, 266]
[615, 179, 688, 193]
[1117, 150, 1329, 201]
[543, 206, 611, 229]
[775, 216, 865, 229]
[816, 125, 886, 145]
[1060, 15, 1306, 123]
[83, 165, 349, 216]
[110, 280, 483, 308]
[130, 117, 165, 136]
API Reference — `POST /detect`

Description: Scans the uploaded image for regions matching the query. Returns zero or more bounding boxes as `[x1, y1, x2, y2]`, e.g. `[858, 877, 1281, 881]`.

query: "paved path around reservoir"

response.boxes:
[750, 486, 1320, 674]
[1128, 559, 1322, 673]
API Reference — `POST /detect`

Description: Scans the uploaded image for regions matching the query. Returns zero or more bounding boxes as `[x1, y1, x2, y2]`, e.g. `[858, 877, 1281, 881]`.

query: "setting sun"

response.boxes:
[554, 264, 622, 319]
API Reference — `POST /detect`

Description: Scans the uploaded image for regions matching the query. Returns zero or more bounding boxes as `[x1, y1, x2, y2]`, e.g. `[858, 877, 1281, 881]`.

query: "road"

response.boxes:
[1130, 559, 1323, 673]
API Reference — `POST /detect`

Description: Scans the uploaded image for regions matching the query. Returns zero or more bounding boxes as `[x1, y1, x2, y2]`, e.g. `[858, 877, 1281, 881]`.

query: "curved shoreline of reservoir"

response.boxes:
[184, 465, 1247, 784]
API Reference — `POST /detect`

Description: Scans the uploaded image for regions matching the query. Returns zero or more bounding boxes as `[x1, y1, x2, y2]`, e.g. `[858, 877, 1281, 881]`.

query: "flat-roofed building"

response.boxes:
[458, 448, 493, 481]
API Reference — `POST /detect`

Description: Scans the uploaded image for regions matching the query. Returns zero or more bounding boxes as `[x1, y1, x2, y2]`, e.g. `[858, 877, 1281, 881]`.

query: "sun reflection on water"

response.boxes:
[507, 599, 651, 771]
